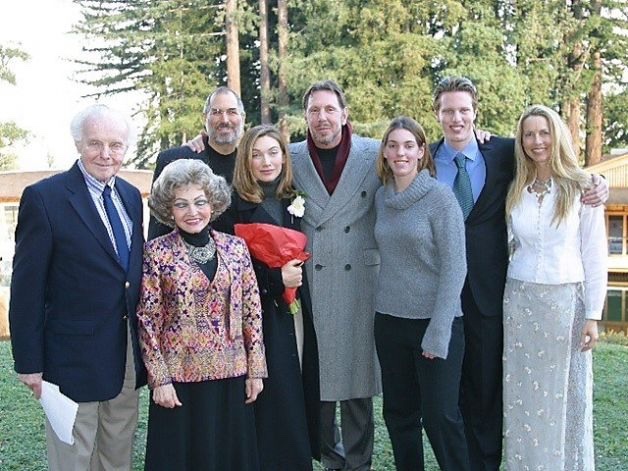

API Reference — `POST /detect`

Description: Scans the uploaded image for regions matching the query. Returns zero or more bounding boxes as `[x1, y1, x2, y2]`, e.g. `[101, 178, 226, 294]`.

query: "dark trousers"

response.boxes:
[460, 287, 503, 471]
[374, 314, 470, 471]
[320, 398, 374, 471]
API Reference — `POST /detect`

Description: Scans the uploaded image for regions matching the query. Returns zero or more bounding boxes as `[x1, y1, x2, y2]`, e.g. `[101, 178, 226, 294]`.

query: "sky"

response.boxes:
[0, 0, 141, 170]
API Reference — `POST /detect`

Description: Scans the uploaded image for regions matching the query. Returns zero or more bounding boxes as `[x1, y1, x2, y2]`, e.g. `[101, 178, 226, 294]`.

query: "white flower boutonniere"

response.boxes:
[287, 194, 306, 219]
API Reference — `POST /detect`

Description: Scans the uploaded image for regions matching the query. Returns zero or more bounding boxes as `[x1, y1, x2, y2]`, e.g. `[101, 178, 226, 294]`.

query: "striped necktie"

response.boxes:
[453, 152, 474, 220]
[102, 186, 129, 271]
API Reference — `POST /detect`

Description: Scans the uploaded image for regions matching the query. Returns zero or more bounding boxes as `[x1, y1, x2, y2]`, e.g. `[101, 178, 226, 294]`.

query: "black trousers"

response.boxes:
[320, 398, 374, 471]
[374, 314, 470, 471]
[460, 288, 504, 471]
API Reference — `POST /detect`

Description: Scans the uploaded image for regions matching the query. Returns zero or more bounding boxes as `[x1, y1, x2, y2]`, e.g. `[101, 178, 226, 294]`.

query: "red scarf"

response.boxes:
[306, 123, 353, 195]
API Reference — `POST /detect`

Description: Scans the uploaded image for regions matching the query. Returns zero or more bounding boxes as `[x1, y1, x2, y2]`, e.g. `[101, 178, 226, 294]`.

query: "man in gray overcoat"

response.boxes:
[290, 80, 382, 471]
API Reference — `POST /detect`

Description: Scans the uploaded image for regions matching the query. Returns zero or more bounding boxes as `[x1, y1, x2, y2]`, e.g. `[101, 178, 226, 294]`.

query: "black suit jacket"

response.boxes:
[431, 137, 515, 317]
[147, 144, 236, 240]
[9, 162, 147, 402]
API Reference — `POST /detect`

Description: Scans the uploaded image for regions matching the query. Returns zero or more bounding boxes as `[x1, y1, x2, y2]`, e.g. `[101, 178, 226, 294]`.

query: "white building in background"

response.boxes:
[0, 169, 153, 338]
[588, 152, 628, 333]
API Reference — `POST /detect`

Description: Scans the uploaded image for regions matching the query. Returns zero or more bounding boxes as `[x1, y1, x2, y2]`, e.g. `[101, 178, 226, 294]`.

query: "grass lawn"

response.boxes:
[1, 336, 626, 470]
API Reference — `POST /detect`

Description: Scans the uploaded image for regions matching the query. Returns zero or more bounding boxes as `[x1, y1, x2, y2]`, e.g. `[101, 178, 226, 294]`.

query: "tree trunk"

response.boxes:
[564, 39, 584, 157]
[585, 0, 603, 167]
[567, 98, 581, 158]
[564, 0, 587, 158]
[225, 0, 241, 95]
[277, 0, 290, 142]
[585, 51, 603, 166]
[259, 0, 271, 124]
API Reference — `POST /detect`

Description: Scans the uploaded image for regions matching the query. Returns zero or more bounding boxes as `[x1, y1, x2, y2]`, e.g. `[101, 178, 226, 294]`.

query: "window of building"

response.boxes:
[3, 205, 19, 240]
[605, 288, 625, 322]
[607, 214, 626, 255]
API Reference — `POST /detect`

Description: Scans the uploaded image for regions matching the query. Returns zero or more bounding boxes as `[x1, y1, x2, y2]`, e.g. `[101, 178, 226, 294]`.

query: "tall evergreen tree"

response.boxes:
[73, 0, 229, 166]
[0, 44, 30, 170]
[70, 0, 627, 162]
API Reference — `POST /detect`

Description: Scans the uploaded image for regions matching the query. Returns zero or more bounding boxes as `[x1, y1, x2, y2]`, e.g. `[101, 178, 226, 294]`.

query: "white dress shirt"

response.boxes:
[507, 181, 607, 319]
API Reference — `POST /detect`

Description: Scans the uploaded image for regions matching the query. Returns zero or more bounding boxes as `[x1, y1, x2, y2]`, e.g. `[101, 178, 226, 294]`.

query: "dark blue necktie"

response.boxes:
[453, 152, 474, 220]
[102, 186, 129, 271]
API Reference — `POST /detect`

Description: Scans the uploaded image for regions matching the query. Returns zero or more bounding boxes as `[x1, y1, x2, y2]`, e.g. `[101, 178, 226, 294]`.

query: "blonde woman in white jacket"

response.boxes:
[503, 104, 607, 471]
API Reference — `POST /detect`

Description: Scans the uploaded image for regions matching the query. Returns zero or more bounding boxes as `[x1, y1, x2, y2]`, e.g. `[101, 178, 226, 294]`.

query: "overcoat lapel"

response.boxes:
[291, 141, 330, 226]
[292, 139, 373, 227]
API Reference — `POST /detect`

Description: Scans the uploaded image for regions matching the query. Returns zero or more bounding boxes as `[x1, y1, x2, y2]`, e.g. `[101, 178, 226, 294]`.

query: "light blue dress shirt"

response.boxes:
[434, 139, 486, 203]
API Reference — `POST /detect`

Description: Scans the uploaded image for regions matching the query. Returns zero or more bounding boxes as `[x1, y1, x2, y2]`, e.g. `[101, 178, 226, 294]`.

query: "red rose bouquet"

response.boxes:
[234, 223, 310, 314]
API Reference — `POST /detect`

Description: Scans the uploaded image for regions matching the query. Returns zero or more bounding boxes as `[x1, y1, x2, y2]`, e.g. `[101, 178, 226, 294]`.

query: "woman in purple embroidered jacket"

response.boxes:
[137, 159, 267, 471]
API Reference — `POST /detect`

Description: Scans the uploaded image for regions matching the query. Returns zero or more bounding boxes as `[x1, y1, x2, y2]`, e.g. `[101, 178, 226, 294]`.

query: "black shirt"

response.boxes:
[147, 142, 237, 240]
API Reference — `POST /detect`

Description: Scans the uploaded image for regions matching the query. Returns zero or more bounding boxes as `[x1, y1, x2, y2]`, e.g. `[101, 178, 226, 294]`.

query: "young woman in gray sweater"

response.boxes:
[374, 116, 470, 471]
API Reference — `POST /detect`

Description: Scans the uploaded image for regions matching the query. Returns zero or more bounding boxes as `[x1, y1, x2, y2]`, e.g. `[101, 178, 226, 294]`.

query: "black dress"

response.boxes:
[232, 192, 321, 471]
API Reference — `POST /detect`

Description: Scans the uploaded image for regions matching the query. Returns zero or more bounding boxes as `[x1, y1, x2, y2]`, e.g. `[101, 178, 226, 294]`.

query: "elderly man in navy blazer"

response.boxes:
[9, 104, 147, 470]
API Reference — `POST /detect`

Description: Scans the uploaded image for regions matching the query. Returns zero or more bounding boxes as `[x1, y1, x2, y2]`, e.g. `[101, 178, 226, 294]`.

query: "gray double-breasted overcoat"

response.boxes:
[290, 135, 382, 401]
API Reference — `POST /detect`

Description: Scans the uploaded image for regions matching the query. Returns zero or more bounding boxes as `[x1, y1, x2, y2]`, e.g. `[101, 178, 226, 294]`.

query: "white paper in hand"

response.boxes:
[39, 381, 79, 445]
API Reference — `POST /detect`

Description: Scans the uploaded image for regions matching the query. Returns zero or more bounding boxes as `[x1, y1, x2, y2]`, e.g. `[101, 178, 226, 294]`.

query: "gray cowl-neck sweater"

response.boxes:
[374, 169, 467, 359]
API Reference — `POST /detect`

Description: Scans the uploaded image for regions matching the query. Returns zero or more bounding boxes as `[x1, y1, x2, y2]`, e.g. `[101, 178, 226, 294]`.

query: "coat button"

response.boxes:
[261, 288, 268, 295]
[344, 226, 350, 233]
[125, 281, 130, 288]
[315, 264, 323, 271]
[122, 314, 129, 320]
[315, 226, 323, 232]
[344, 264, 351, 271]
[361, 190, 367, 197]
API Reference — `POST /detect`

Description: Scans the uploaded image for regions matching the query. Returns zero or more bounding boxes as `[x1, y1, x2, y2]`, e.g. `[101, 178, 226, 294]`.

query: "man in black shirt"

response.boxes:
[147, 86, 245, 239]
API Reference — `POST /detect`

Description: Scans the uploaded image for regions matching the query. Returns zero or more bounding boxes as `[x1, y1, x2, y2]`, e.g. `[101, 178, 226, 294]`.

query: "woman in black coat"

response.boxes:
[232, 124, 321, 471]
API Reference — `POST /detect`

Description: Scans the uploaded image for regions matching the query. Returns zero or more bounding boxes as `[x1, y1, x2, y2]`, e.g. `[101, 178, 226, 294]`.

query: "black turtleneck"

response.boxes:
[259, 179, 283, 225]
[316, 144, 340, 183]
[206, 142, 236, 184]
[180, 224, 217, 281]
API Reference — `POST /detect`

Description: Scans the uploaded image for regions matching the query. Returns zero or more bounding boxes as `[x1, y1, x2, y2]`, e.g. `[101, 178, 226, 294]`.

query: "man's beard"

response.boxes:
[208, 123, 243, 146]
[311, 128, 341, 148]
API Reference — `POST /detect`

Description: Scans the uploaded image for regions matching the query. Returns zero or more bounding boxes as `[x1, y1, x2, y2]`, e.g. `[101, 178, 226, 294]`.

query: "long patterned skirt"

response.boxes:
[503, 279, 595, 471]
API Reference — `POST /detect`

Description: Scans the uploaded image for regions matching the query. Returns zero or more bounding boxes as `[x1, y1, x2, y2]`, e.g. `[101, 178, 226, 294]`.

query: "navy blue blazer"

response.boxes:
[431, 136, 515, 318]
[9, 162, 147, 402]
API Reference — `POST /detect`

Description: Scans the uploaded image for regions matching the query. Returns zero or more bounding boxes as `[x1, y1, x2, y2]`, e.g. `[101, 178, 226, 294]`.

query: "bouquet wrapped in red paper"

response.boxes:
[234, 223, 310, 315]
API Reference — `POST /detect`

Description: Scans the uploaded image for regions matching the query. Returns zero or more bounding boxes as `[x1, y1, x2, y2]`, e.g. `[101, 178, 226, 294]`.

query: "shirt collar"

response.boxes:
[440, 138, 480, 163]
[77, 158, 116, 193]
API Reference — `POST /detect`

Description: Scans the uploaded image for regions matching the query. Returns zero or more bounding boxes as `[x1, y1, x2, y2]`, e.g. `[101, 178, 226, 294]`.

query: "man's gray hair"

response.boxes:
[149, 159, 231, 228]
[69, 104, 137, 147]
[203, 86, 245, 115]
